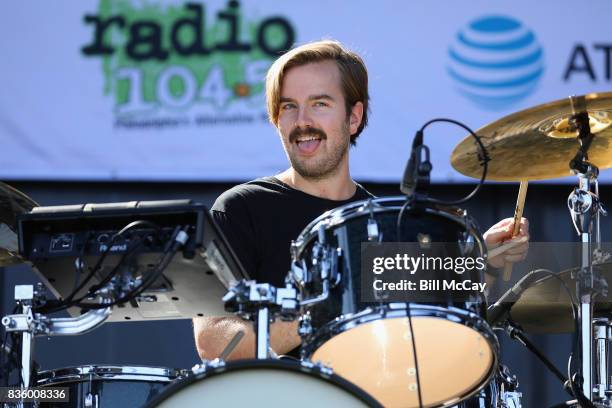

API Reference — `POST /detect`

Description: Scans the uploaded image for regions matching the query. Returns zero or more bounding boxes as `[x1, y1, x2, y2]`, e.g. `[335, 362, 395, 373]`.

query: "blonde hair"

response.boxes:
[265, 40, 369, 145]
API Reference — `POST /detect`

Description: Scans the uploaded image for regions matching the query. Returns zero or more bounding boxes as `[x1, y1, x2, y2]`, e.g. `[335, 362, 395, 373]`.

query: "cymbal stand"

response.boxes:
[593, 318, 612, 403]
[223, 280, 298, 359]
[1, 284, 111, 392]
[566, 95, 608, 403]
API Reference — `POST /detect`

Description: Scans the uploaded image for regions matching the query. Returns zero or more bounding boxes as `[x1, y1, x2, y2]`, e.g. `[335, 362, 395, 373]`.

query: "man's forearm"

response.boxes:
[193, 316, 301, 360]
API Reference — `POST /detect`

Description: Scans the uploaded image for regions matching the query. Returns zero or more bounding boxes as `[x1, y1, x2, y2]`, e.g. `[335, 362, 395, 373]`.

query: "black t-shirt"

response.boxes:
[211, 176, 374, 286]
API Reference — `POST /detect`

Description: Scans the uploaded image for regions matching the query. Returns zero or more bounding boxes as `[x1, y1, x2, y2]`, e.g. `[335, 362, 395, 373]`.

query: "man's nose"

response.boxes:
[295, 106, 314, 128]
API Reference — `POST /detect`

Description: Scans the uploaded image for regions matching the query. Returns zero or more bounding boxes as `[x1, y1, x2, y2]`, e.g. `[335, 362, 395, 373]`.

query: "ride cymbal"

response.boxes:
[451, 92, 612, 181]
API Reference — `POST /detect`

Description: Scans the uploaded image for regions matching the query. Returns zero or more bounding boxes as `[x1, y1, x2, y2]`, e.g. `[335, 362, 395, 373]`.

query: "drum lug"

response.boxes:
[192, 359, 226, 375]
[367, 218, 380, 242]
[459, 232, 475, 256]
[315, 362, 334, 378]
[298, 313, 313, 338]
[84, 393, 99, 408]
[331, 248, 342, 286]
[289, 259, 309, 287]
[299, 359, 334, 378]
[365, 199, 381, 242]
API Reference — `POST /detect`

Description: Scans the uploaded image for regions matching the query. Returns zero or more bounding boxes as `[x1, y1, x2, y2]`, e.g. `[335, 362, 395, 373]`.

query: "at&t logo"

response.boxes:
[448, 15, 544, 110]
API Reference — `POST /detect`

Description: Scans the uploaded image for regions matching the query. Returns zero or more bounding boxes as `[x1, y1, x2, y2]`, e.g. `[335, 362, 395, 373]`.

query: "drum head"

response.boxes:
[311, 315, 495, 408]
[145, 359, 382, 408]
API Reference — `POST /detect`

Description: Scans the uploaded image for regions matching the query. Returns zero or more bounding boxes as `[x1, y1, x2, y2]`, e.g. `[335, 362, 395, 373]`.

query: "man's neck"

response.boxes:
[276, 168, 356, 201]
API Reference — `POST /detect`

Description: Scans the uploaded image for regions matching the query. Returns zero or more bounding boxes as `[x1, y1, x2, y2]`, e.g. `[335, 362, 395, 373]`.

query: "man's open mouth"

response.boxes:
[295, 136, 322, 154]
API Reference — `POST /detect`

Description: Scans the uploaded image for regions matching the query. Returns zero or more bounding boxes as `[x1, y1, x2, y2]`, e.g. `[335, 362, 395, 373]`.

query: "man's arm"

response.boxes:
[193, 316, 301, 360]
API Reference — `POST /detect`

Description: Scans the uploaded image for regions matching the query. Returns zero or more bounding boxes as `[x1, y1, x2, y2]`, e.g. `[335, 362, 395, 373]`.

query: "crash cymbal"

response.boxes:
[0, 182, 37, 267]
[451, 92, 612, 181]
[510, 263, 612, 333]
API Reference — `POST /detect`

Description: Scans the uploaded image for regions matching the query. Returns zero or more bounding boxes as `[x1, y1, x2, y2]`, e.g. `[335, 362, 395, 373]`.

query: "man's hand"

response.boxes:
[483, 217, 530, 269]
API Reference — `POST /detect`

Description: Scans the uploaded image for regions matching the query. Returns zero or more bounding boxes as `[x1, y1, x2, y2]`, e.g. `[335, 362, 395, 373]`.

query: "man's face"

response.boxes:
[277, 60, 362, 180]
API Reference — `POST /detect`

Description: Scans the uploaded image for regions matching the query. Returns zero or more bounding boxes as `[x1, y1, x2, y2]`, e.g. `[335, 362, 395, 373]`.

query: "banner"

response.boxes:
[1, 1, 610, 182]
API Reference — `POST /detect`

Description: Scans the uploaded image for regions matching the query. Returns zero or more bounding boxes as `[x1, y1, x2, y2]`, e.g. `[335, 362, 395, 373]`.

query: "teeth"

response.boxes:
[296, 136, 320, 143]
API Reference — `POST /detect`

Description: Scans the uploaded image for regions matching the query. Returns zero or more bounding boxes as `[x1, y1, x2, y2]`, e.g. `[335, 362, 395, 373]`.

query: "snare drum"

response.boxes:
[144, 359, 383, 407]
[289, 197, 499, 408]
[36, 365, 182, 407]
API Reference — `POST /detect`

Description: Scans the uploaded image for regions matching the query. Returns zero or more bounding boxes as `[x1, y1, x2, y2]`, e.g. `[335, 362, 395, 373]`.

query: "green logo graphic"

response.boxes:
[81, 0, 295, 127]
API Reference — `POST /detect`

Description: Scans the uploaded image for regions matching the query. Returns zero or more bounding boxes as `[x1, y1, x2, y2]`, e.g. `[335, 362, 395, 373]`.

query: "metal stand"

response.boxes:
[594, 318, 612, 402]
[566, 95, 608, 404]
[223, 280, 298, 359]
[1, 284, 111, 390]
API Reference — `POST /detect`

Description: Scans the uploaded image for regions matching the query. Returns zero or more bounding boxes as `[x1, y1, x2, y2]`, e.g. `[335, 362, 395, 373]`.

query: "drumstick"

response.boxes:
[219, 330, 245, 360]
[502, 180, 528, 281]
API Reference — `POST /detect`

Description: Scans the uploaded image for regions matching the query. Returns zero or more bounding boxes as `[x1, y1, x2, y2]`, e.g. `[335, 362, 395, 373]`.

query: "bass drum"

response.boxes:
[144, 359, 383, 407]
[36, 365, 182, 407]
[290, 197, 499, 408]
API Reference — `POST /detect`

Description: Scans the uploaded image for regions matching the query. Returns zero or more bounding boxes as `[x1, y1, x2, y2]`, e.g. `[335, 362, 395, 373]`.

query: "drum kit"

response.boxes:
[0, 92, 611, 407]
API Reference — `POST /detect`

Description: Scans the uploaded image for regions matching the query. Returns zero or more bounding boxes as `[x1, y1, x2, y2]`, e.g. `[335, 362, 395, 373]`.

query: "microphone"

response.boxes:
[487, 269, 548, 326]
[400, 130, 424, 196]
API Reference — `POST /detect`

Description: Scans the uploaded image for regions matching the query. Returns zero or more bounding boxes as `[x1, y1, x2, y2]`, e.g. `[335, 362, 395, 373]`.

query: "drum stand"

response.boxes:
[1, 284, 111, 390]
[566, 95, 608, 404]
[223, 280, 299, 358]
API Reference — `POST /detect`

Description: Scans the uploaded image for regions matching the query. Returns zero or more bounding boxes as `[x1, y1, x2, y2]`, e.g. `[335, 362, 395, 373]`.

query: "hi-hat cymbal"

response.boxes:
[509, 263, 612, 333]
[451, 92, 612, 181]
[0, 182, 37, 267]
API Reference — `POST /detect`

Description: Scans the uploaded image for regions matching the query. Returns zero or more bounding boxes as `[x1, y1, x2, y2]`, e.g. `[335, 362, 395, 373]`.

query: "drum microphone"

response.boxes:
[487, 269, 549, 326]
[400, 130, 431, 196]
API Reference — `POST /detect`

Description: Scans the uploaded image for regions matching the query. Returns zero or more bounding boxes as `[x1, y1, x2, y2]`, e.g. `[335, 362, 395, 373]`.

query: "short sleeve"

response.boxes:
[210, 193, 258, 279]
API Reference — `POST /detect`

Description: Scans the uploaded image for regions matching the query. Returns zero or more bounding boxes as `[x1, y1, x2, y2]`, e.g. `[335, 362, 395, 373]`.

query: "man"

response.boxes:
[193, 40, 529, 361]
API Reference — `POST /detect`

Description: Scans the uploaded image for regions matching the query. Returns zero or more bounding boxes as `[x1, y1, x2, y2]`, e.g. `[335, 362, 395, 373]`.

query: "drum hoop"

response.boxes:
[36, 365, 181, 386]
[302, 304, 500, 406]
[293, 196, 484, 260]
[142, 359, 383, 408]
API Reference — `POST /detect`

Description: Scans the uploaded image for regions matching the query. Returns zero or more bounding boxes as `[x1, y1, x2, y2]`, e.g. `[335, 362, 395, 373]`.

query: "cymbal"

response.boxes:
[510, 263, 612, 333]
[0, 182, 37, 267]
[451, 92, 612, 181]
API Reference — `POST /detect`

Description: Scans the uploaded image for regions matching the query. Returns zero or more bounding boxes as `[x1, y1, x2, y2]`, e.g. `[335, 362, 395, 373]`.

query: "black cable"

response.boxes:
[74, 237, 147, 302]
[396, 199, 413, 241]
[504, 324, 569, 388]
[36, 220, 162, 314]
[76, 226, 187, 310]
[82, 248, 177, 310]
[411, 118, 490, 206]
[406, 303, 423, 408]
[503, 269, 593, 406]
[396, 118, 489, 248]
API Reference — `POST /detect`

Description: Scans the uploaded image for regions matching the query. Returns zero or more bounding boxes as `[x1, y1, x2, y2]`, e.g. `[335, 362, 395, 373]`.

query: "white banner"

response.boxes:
[1, 1, 611, 183]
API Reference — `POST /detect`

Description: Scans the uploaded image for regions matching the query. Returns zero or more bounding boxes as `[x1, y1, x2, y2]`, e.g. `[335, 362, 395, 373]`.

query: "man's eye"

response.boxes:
[281, 104, 296, 110]
[314, 101, 328, 107]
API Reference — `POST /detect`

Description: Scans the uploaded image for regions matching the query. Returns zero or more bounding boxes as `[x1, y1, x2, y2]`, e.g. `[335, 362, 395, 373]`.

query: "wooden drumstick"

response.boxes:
[502, 180, 528, 281]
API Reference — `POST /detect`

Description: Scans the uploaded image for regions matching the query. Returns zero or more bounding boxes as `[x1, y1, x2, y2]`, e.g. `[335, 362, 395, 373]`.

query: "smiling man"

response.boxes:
[192, 40, 529, 361]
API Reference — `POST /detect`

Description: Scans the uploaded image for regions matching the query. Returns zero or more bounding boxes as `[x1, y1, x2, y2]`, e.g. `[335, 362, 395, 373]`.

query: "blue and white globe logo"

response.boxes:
[448, 15, 544, 110]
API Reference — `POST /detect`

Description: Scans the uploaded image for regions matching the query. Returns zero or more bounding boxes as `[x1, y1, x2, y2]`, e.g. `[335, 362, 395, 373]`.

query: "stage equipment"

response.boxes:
[2, 200, 247, 397]
[36, 365, 184, 407]
[288, 197, 497, 408]
[451, 92, 612, 181]
[0, 182, 37, 267]
[144, 359, 383, 408]
[453, 93, 611, 406]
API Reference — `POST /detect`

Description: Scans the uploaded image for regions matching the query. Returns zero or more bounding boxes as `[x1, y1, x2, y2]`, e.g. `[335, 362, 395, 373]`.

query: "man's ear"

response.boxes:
[348, 101, 364, 135]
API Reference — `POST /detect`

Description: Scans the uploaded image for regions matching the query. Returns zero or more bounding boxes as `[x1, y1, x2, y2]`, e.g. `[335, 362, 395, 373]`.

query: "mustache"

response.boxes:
[289, 127, 327, 143]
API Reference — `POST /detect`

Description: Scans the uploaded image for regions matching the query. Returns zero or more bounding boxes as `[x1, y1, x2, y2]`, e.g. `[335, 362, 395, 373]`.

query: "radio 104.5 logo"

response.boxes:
[81, 0, 296, 128]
